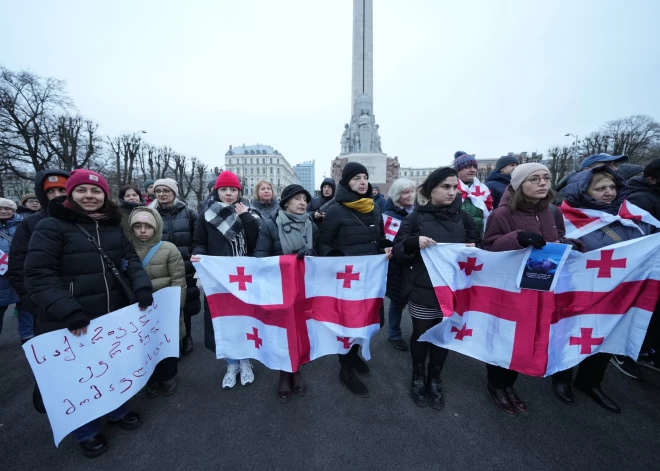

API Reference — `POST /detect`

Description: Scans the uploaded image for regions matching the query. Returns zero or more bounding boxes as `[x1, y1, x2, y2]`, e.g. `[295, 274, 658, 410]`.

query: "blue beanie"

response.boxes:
[452, 151, 478, 172]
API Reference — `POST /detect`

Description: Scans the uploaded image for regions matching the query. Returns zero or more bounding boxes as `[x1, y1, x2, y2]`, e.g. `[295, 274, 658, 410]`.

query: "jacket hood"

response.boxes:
[563, 167, 627, 214]
[47, 196, 123, 225]
[34, 168, 70, 210]
[0, 213, 24, 228]
[383, 197, 410, 217]
[628, 175, 660, 196]
[335, 181, 373, 204]
[555, 171, 576, 192]
[486, 170, 511, 185]
[320, 177, 336, 193]
[127, 207, 164, 250]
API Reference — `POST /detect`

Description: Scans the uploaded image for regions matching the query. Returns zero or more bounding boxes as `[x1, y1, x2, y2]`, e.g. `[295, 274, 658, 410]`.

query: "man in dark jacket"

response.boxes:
[486, 155, 519, 208]
[9, 169, 70, 340]
[372, 185, 387, 211]
[627, 159, 660, 371]
[151, 178, 200, 354]
[307, 177, 336, 228]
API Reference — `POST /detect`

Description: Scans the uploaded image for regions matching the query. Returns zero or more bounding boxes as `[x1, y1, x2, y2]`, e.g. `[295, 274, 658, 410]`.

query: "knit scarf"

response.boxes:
[63, 198, 111, 221]
[276, 210, 313, 255]
[342, 198, 374, 214]
[204, 201, 250, 256]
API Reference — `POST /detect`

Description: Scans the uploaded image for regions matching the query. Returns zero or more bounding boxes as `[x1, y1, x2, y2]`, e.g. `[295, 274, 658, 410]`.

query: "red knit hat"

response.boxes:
[215, 171, 242, 191]
[66, 169, 110, 197]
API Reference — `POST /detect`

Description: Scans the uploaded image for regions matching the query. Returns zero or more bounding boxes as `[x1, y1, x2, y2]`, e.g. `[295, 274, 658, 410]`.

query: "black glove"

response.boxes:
[327, 248, 345, 257]
[135, 288, 154, 309]
[66, 311, 90, 332]
[517, 231, 546, 249]
[296, 248, 316, 260]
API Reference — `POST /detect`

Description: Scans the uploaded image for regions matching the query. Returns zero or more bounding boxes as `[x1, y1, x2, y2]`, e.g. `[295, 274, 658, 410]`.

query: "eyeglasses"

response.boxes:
[155, 189, 172, 195]
[26, 199, 39, 204]
[524, 176, 552, 185]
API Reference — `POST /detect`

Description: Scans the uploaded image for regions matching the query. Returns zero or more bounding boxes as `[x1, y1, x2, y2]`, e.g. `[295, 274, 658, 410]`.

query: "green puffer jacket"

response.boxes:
[461, 198, 485, 234]
[128, 207, 187, 340]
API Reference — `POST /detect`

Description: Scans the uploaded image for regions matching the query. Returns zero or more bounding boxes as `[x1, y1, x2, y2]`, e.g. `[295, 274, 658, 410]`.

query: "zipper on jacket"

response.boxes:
[96, 222, 111, 313]
[69, 282, 73, 295]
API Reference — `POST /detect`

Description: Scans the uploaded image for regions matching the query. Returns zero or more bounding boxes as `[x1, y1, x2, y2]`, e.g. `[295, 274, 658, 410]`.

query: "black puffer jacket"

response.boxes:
[628, 176, 660, 220]
[8, 169, 70, 311]
[383, 198, 409, 305]
[307, 177, 336, 228]
[392, 196, 480, 308]
[253, 211, 318, 257]
[485, 171, 511, 209]
[24, 197, 152, 334]
[318, 183, 387, 256]
[151, 199, 200, 315]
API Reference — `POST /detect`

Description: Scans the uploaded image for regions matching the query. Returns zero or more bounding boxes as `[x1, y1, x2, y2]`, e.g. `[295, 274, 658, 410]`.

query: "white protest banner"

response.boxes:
[0, 249, 8, 275]
[23, 287, 180, 447]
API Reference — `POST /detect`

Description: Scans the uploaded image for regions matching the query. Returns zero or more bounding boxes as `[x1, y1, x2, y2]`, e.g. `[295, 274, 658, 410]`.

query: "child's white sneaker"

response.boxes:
[222, 363, 240, 389]
[239, 359, 254, 386]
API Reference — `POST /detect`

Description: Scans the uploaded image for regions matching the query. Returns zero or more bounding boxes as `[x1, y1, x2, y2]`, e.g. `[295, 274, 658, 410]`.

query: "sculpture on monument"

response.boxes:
[340, 93, 383, 155]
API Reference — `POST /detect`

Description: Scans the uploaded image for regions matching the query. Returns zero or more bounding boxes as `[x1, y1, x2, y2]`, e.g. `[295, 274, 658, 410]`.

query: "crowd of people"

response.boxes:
[1, 152, 659, 457]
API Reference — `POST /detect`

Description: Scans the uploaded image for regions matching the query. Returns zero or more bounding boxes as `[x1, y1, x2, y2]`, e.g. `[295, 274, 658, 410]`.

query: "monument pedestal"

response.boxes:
[331, 154, 400, 193]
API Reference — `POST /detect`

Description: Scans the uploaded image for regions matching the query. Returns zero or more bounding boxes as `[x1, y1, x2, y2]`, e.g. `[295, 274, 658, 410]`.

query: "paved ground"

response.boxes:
[1, 300, 659, 471]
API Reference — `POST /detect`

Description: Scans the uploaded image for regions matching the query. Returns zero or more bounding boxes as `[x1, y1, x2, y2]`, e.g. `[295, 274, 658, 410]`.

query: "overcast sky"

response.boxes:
[2, 0, 659, 186]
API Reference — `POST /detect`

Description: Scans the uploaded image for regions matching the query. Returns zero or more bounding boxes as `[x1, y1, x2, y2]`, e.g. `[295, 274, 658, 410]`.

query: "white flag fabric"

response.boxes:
[419, 235, 660, 377]
[383, 215, 402, 241]
[194, 254, 386, 372]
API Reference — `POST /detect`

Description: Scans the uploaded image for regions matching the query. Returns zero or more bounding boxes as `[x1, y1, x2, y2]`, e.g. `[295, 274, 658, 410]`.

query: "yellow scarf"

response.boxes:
[342, 198, 375, 214]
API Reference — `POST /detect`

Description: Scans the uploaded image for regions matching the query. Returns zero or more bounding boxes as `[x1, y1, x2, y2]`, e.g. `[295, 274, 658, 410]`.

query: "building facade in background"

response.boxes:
[224, 144, 301, 198]
[476, 151, 543, 182]
[293, 160, 315, 195]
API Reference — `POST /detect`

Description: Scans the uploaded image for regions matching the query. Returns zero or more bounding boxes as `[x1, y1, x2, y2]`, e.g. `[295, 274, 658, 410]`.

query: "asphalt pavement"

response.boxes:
[1, 299, 659, 471]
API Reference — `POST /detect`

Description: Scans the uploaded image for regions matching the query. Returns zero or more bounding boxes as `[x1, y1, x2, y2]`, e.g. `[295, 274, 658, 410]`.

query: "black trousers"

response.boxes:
[643, 298, 660, 352]
[410, 317, 449, 369]
[487, 364, 519, 389]
[337, 305, 384, 365]
[148, 357, 178, 384]
[552, 353, 611, 388]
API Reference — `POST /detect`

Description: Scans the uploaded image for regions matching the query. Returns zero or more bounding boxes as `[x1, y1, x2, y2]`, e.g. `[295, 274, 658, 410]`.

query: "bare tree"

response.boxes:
[184, 158, 209, 205]
[44, 115, 101, 171]
[601, 115, 660, 164]
[108, 134, 142, 189]
[0, 67, 71, 178]
[547, 146, 574, 187]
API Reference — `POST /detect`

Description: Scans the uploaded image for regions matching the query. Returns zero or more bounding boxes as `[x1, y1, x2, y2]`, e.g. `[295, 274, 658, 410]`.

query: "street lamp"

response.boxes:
[565, 133, 579, 172]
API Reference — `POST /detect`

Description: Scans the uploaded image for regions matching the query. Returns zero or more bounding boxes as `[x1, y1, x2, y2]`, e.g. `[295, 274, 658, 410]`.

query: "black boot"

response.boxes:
[79, 434, 108, 458]
[351, 347, 371, 377]
[340, 365, 368, 398]
[181, 336, 193, 356]
[33, 383, 46, 414]
[411, 363, 427, 407]
[427, 363, 445, 410]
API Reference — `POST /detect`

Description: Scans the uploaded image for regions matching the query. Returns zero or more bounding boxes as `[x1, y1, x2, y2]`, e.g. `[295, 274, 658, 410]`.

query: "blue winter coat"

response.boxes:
[486, 171, 511, 209]
[561, 168, 654, 250]
[1, 214, 24, 306]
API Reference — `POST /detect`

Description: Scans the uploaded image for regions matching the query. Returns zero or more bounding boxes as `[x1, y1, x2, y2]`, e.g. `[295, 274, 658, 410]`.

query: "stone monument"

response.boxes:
[331, 0, 399, 190]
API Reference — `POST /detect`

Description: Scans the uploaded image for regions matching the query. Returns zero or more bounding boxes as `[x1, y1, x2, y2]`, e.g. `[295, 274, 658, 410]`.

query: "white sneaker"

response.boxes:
[222, 363, 240, 389]
[239, 360, 254, 386]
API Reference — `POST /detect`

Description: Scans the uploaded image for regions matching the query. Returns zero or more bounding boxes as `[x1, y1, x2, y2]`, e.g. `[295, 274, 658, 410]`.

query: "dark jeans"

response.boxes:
[71, 404, 129, 443]
[148, 357, 178, 384]
[552, 353, 611, 388]
[410, 317, 448, 368]
[387, 300, 404, 340]
[487, 364, 519, 389]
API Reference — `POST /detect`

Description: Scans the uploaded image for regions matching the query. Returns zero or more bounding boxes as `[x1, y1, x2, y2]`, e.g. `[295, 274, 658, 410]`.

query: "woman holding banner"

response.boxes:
[317, 162, 392, 398]
[191, 171, 262, 390]
[392, 168, 480, 410]
[554, 166, 657, 412]
[254, 184, 317, 403]
[24, 169, 153, 457]
[482, 163, 564, 417]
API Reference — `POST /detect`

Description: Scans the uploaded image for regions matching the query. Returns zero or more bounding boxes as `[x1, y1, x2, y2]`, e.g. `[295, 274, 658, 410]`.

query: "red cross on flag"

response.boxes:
[0, 249, 8, 276]
[383, 215, 401, 241]
[419, 234, 660, 376]
[193, 254, 386, 372]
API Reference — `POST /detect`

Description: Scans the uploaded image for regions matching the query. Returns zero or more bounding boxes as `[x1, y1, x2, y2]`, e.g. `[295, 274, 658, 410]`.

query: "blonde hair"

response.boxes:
[254, 180, 274, 201]
[587, 170, 616, 193]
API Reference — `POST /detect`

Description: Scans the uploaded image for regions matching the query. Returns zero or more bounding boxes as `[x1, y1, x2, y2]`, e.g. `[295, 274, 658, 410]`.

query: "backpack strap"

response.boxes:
[409, 211, 420, 235]
[142, 241, 163, 268]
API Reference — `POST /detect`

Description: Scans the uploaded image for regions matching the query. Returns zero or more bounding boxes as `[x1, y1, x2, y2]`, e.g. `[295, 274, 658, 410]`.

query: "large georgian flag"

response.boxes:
[194, 255, 386, 372]
[419, 234, 660, 376]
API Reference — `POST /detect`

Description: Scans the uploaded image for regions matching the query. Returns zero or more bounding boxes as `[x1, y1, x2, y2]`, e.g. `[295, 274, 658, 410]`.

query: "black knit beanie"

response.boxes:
[341, 162, 369, 185]
[420, 167, 457, 198]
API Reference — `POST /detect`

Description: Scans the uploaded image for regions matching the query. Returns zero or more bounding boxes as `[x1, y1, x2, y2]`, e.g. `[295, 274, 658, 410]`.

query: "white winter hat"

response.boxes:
[510, 163, 551, 191]
[0, 197, 17, 211]
[153, 178, 179, 196]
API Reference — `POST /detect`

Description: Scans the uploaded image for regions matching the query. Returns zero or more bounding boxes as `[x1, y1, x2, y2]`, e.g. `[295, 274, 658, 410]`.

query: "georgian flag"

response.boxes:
[560, 200, 660, 239]
[419, 234, 660, 377]
[383, 215, 401, 241]
[457, 177, 493, 231]
[194, 254, 386, 372]
[0, 249, 7, 275]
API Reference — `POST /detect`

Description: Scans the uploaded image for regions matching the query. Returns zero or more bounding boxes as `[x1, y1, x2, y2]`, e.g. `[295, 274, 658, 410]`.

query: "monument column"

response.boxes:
[351, 0, 373, 116]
